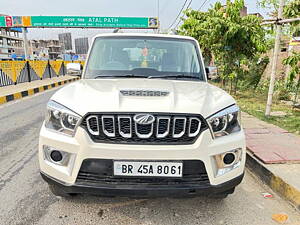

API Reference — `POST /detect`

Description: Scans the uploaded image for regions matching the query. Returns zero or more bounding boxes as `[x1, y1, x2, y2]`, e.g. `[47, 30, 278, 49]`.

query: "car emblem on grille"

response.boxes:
[133, 114, 155, 125]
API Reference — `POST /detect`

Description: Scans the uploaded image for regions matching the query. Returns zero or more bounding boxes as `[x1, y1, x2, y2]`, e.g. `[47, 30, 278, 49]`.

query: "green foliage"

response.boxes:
[257, 0, 297, 17]
[283, 51, 300, 83]
[241, 56, 270, 89]
[258, 0, 300, 36]
[258, 0, 280, 15]
[179, 0, 267, 89]
[254, 78, 299, 101]
[284, 0, 300, 18]
[235, 89, 300, 134]
[258, 0, 300, 31]
[275, 81, 293, 100]
[284, 0, 300, 34]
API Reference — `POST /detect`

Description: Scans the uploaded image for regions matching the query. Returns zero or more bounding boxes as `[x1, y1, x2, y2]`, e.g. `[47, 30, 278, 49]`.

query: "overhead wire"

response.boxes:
[168, 0, 189, 29]
[174, 0, 193, 29]
[198, 0, 211, 11]
[186, 0, 193, 9]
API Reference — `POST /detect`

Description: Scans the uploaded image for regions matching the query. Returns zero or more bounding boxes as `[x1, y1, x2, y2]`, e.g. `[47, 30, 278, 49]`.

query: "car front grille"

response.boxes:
[75, 159, 210, 186]
[80, 113, 208, 144]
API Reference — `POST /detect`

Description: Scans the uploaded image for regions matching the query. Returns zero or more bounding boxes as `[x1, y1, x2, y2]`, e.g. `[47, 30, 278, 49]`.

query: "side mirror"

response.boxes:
[205, 67, 211, 80]
[66, 63, 82, 76]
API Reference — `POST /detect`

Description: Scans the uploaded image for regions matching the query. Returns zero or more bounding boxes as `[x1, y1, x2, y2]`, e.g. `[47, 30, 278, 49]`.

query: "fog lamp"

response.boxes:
[213, 148, 243, 177]
[43, 145, 75, 167]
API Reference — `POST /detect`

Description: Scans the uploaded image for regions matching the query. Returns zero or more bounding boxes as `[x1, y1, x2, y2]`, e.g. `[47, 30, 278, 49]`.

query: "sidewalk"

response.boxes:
[242, 112, 300, 210]
[0, 76, 79, 105]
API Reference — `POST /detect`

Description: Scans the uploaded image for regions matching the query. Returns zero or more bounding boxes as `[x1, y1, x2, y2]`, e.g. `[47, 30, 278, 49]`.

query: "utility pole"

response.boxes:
[265, 0, 285, 116]
[22, 27, 30, 60]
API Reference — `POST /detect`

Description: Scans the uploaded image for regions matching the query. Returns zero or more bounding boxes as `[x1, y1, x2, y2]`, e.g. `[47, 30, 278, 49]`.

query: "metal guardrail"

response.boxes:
[0, 60, 84, 87]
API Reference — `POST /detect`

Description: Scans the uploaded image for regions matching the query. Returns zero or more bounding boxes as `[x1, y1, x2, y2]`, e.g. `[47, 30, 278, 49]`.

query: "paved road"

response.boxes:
[0, 88, 300, 225]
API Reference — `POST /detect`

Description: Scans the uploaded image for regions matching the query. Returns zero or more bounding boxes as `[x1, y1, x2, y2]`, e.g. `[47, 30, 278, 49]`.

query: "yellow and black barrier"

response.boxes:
[0, 77, 80, 105]
[0, 60, 84, 87]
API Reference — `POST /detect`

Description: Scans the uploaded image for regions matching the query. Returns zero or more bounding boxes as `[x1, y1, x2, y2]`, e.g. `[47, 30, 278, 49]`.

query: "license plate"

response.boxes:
[113, 161, 183, 177]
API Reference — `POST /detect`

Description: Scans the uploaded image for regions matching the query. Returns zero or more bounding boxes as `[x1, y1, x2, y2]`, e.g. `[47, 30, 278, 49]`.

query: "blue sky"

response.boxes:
[1, 0, 270, 39]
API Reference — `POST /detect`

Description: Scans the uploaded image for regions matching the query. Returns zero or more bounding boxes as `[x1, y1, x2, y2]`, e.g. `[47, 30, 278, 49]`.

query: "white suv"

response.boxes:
[39, 33, 245, 199]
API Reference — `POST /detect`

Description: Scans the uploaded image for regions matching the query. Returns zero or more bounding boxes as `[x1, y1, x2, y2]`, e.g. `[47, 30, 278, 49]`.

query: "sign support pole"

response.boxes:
[22, 27, 30, 60]
[157, 0, 160, 33]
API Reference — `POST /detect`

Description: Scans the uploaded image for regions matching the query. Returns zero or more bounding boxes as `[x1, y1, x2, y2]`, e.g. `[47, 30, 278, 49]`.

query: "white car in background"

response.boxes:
[39, 33, 246, 199]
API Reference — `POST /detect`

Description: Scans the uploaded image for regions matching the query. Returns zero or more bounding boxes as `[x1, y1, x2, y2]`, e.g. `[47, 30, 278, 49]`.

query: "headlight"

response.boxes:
[45, 100, 81, 136]
[207, 104, 241, 138]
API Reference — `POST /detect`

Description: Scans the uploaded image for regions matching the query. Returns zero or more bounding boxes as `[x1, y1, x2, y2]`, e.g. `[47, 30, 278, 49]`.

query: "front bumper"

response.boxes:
[41, 172, 244, 197]
[39, 125, 246, 191]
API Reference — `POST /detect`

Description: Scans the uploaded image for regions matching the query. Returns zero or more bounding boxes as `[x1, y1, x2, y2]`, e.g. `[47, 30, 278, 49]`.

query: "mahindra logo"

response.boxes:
[133, 114, 155, 125]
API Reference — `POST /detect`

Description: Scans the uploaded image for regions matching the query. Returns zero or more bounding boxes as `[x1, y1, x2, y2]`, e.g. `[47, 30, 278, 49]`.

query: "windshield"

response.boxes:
[85, 37, 205, 80]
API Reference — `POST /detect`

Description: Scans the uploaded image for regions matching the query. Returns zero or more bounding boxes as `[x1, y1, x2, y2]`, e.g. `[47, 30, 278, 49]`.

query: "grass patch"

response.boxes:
[233, 90, 300, 134]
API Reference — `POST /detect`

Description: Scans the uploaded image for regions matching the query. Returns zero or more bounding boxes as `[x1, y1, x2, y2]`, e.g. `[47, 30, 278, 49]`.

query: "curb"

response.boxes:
[0, 77, 79, 105]
[246, 151, 300, 210]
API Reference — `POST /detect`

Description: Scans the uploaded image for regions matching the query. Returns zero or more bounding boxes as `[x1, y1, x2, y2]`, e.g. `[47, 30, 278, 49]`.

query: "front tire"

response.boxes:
[48, 184, 76, 198]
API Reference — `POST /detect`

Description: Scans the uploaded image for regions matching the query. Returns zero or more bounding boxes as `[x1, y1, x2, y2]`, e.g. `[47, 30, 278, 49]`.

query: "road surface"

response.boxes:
[0, 87, 299, 225]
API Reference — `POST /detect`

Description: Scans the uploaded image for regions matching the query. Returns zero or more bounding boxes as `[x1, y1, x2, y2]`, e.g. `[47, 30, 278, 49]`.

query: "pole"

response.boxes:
[22, 27, 30, 60]
[262, 17, 300, 25]
[265, 0, 285, 116]
[157, 0, 160, 33]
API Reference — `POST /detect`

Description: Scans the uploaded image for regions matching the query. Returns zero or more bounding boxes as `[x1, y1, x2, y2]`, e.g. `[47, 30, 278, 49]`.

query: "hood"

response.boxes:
[51, 79, 236, 118]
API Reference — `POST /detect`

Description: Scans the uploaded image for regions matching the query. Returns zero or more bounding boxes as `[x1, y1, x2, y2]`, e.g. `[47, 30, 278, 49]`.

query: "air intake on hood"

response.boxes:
[81, 113, 208, 145]
[120, 90, 169, 97]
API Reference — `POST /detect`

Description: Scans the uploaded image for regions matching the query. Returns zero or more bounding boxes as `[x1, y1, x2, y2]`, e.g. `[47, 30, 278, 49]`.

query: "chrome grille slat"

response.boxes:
[118, 116, 132, 138]
[157, 117, 170, 138]
[83, 113, 206, 145]
[172, 117, 186, 138]
[102, 116, 115, 137]
[86, 115, 99, 135]
[188, 117, 202, 137]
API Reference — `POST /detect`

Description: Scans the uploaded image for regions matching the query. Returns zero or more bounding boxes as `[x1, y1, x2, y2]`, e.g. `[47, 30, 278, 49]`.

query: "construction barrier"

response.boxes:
[0, 60, 84, 87]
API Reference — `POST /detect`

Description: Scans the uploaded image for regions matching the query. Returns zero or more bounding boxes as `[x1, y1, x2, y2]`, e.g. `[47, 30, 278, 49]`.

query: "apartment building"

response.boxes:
[0, 28, 24, 60]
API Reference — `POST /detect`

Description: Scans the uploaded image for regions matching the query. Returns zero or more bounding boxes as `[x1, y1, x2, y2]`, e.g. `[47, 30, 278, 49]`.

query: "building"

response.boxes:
[220, 5, 264, 19]
[221, 5, 248, 17]
[249, 13, 264, 19]
[75, 37, 89, 56]
[0, 27, 24, 60]
[29, 40, 49, 60]
[58, 32, 72, 51]
[29, 39, 63, 60]
[47, 40, 63, 60]
[240, 6, 248, 17]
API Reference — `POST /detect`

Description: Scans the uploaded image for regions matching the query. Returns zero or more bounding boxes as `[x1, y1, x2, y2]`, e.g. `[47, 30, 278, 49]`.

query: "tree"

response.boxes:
[284, 0, 300, 35]
[258, 0, 281, 16]
[258, 0, 300, 34]
[282, 52, 300, 103]
[179, 0, 267, 92]
[260, 0, 300, 82]
[257, 0, 297, 17]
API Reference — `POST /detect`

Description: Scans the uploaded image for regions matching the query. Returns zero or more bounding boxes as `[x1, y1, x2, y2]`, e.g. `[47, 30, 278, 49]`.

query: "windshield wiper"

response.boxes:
[94, 74, 149, 79]
[147, 74, 201, 80]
